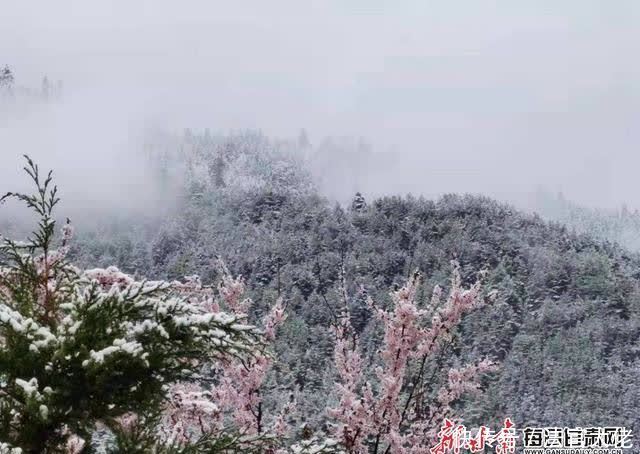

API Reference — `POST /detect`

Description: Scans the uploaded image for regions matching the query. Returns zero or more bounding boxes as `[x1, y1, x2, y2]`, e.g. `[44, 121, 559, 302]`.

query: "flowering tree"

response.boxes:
[320, 268, 497, 454]
[0, 157, 285, 453]
[156, 262, 291, 452]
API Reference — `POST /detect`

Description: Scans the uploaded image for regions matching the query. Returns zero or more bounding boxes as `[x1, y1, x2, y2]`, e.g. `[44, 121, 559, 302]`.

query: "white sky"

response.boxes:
[1, 1, 639, 209]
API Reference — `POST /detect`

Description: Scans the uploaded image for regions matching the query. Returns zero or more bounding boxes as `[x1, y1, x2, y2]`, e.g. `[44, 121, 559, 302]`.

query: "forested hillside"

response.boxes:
[534, 189, 640, 253]
[3, 1, 639, 449]
[65, 130, 640, 437]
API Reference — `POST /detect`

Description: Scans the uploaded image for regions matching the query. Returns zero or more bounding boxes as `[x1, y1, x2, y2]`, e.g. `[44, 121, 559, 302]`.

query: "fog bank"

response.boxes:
[1, 1, 639, 212]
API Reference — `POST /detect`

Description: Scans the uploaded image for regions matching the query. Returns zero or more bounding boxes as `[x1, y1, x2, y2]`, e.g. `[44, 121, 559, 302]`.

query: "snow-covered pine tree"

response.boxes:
[351, 193, 366, 213]
[209, 154, 226, 188]
[0, 66, 14, 99]
[0, 157, 277, 452]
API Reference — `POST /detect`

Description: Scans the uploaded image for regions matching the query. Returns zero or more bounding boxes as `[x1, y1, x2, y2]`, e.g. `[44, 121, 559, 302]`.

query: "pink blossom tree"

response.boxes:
[156, 261, 291, 452]
[323, 268, 497, 454]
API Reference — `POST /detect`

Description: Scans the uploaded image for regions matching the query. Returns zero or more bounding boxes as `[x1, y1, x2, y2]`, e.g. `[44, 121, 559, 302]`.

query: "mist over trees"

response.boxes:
[0, 66, 62, 105]
[1, 51, 639, 451]
[534, 189, 640, 252]
[0, 128, 627, 452]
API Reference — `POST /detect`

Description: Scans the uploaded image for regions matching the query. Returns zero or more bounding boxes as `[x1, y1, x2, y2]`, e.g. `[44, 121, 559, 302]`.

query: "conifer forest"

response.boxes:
[1, 3, 639, 453]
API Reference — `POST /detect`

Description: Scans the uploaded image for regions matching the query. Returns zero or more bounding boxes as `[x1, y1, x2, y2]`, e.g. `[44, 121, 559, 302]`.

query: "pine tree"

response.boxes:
[0, 66, 12, 83]
[351, 193, 367, 213]
[209, 154, 226, 188]
[0, 66, 14, 96]
[0, 157, 275, 452]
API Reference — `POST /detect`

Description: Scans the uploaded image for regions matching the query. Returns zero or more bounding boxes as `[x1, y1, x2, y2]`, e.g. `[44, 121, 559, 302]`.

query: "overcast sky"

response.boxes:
[1, 1, 639, 209]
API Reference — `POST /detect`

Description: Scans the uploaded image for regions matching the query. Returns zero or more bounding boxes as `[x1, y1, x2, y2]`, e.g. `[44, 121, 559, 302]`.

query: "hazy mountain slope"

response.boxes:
[63, 134, 640, 435]
[534, 189, 640, 252]
[72, 192, 640, 431]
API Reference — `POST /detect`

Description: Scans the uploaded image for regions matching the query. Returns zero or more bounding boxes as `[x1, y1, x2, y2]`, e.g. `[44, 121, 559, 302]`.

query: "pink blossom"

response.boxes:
[61, 222, 74, 246]
[115, 412, 139, 434]
[64, 434, 85, 454]
[216, 259, 251, 314]
[160, 382, 221, 445]
[263, 297, 287, 341]
[160, 264, 289, 445]
[327, 315, 371, 452]
[272, 400, 296, 437]
[326, 263, 496, 453]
